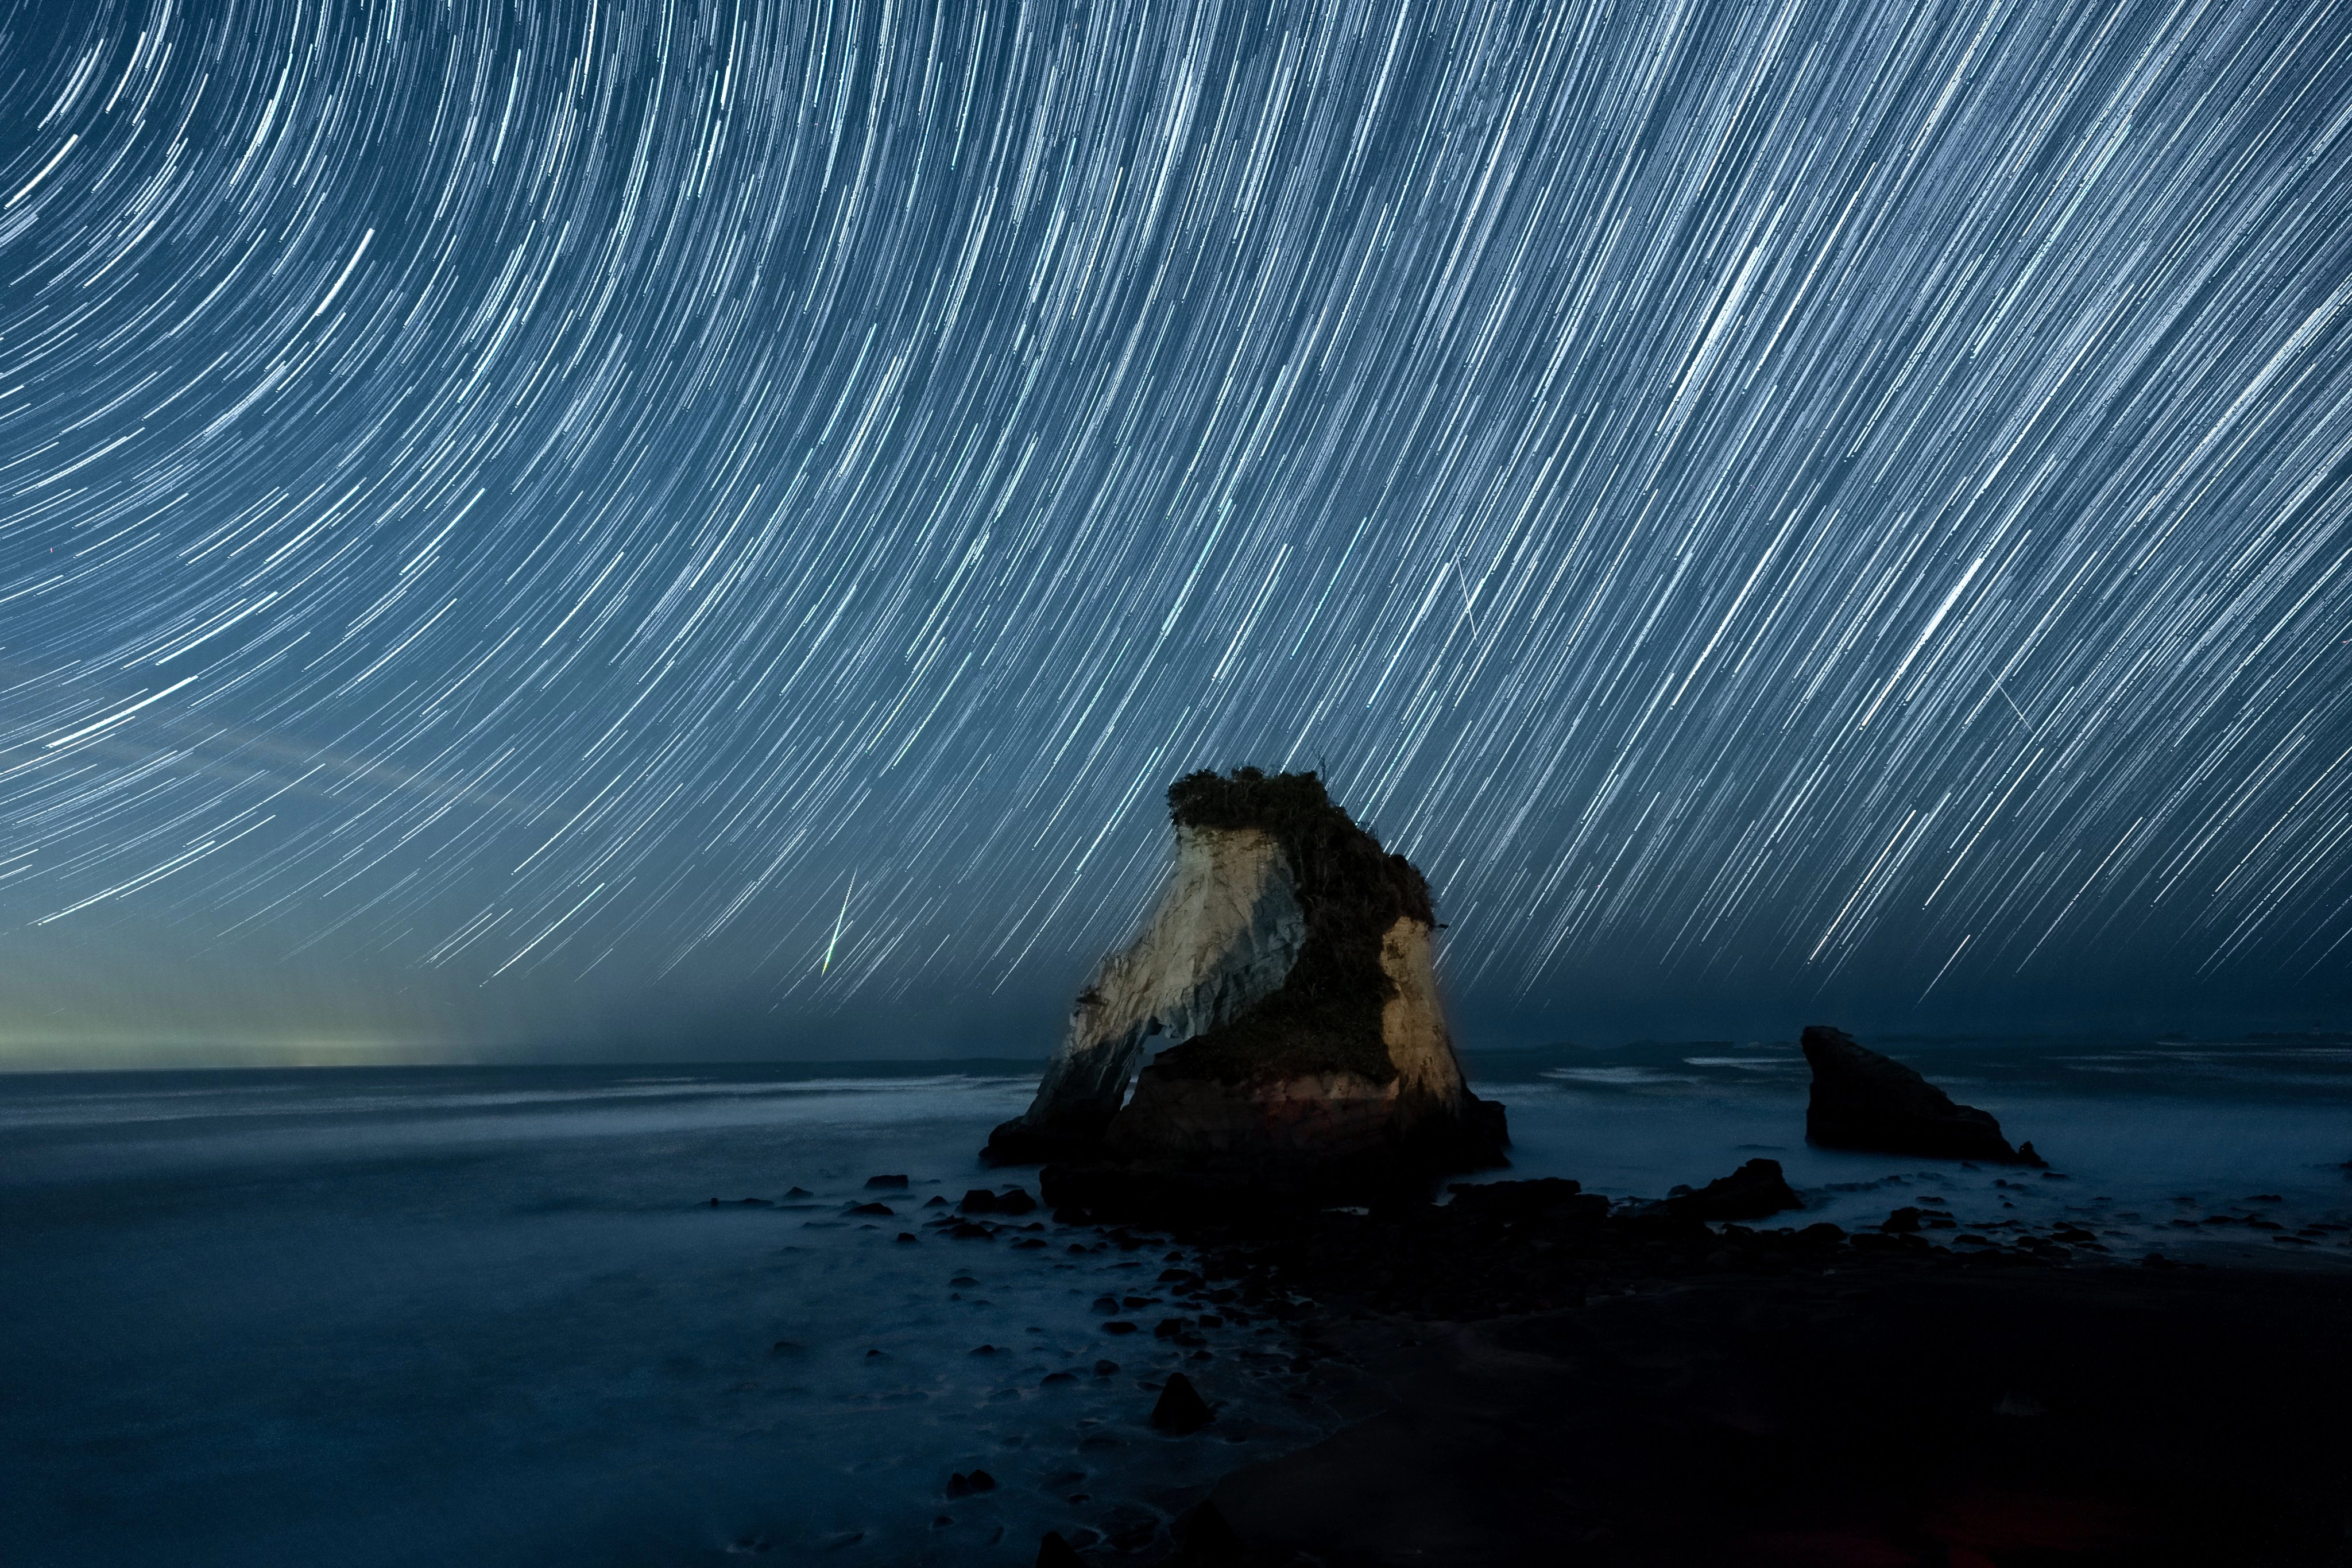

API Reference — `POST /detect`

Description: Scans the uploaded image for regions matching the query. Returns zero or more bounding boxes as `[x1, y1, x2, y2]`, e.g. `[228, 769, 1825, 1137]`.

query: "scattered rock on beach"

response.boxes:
[1666, 1157, 1803, 1221]
[1151, 1370, 1215, 1433]
[1036, 1532, 1086, 1568]
[1166, 1499, 1246, 1564]
[1446, 1176, 1607, 1224]
[865, 1174, 910, 1188]
[1801, 1025, 2042, 1163]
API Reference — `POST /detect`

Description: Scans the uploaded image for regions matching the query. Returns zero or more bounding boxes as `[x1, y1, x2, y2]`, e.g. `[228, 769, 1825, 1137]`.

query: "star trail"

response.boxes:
[2, 0, 2349, 1056]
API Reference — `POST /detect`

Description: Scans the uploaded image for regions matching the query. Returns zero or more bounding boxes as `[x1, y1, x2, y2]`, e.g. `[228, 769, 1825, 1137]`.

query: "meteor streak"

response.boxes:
[822, 879, 853, 975]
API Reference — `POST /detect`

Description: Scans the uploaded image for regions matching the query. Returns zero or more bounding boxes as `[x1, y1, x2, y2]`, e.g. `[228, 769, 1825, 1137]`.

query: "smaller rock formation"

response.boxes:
[1150, 1370, 1216, 1433]
[1801, 1025, 2044, 1164]
[1666, 1157, 1803, 1221]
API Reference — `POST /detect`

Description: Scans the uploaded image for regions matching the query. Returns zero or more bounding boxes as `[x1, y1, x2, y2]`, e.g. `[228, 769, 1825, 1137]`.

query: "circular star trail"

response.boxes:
[2, 0, 2349, 1052]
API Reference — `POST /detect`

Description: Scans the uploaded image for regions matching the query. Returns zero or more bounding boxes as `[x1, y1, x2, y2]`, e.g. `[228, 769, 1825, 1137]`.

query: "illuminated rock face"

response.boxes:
[987, 769, 1504, 1174]
[1105, 913, 1466, 1160]
[987, 824, 1307, 1156]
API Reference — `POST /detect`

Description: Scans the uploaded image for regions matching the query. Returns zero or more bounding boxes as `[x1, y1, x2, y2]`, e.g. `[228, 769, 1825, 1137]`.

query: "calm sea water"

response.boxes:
[3, 1039, 2347, 1566]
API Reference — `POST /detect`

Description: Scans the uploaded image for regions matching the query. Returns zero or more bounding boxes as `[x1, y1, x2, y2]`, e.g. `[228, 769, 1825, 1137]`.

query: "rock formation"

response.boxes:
[1666, 1157, 1804, 1221]
[1801, 1025, 2044, 1164]
[1150, 1371, 1216, 1433]
[985, 768, 1506, 1182]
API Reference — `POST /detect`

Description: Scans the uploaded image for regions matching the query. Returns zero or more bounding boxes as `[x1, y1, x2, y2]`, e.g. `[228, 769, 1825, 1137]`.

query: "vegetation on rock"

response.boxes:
[1151, 767, 1433, 1087]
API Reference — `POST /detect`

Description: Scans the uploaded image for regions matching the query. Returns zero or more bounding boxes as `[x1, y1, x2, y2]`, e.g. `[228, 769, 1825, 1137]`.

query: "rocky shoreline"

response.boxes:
[969, 770, 2349, 1563]
[1016, 1177, 2352, 1566]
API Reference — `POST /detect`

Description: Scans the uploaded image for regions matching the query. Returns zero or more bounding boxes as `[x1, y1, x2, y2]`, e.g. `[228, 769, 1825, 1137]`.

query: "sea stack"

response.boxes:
[985, 769, 1506, 1186]
[1801, 1025, 2044, 1164]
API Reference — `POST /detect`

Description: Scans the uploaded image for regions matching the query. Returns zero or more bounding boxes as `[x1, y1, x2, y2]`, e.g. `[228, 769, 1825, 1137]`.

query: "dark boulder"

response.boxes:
[1163, 1499, 1245, 1565]
[1801, 1025, 2038, 1163]
[865, 1174, 910, 1188]
[1446, 1178, 1610, 1225]
[1038, 1533, 1087, 1568]
[1151, 1371, 1215, 1433]
[1666, 1157, 1802, 1221]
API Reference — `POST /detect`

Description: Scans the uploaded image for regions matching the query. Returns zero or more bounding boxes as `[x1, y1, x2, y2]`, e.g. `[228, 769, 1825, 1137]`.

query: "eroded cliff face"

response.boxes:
[1105, 913, 1468, 1159]
[988, 824, 1307, 1155]
[987, 768, 1505, 1178]
[1377, 916, 1464, 1116]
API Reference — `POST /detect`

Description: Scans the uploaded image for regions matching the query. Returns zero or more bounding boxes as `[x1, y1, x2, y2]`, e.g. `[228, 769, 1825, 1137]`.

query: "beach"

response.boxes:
[1194, 1250, 2352, 1566]
[2, 1040, 2346, 1565]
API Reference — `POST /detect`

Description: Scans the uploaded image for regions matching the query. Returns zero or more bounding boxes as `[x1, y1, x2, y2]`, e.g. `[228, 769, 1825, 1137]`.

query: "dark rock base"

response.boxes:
[981, 1118, 1113, 1166]
[1032, 1099, 1511, 1227]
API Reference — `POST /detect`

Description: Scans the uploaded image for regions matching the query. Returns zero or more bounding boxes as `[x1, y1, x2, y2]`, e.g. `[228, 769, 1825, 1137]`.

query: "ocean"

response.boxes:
[3, 1038, 2347, 1566]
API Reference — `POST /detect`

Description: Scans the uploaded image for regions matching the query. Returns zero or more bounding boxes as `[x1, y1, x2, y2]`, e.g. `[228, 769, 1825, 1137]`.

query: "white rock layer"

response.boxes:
[1007, 825, 1306, 1140]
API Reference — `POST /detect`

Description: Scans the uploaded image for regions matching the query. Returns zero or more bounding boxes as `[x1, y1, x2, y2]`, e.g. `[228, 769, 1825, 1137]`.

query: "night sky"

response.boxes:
[3, 0, 2349, 1063]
